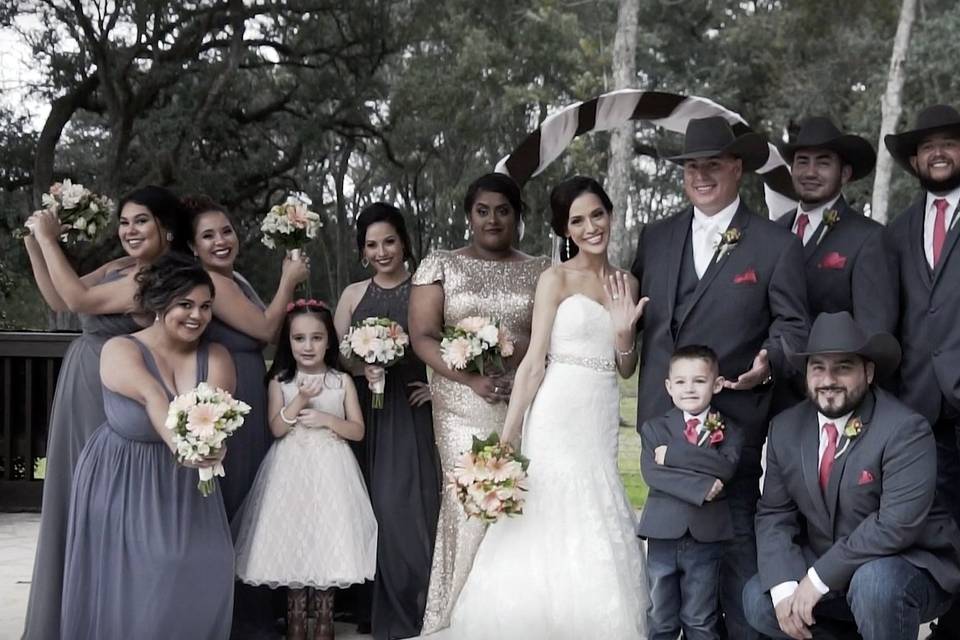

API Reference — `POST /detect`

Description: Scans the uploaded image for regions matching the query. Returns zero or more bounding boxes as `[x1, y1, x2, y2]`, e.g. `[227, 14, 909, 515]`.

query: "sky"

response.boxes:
[0, 14, 51, 130]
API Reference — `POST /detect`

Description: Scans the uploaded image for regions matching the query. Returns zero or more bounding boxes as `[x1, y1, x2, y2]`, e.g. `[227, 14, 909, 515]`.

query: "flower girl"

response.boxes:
[234, 299, 377, 640]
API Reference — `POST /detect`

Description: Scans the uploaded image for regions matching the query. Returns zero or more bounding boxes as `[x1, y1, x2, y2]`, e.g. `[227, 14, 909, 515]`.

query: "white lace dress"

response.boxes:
[423, 294, 649, 639]
[233, 371, 377, 589]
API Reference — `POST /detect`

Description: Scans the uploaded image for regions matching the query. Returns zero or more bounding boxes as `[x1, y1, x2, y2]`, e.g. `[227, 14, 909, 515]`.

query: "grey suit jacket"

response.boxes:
[886, 193, 960, 423]
[756, 389, 960, 594]
[631, 201, 810, 446]
[775, 196, 896, 335]
[637, 407, 743, 542]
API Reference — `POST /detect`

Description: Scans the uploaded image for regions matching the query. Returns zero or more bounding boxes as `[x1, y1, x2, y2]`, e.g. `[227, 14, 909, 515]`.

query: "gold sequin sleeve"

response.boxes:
[412, 250, 446, 286]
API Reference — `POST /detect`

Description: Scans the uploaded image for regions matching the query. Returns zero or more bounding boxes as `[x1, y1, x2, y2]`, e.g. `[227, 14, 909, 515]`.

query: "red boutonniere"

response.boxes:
[815, 208, 840, 245]
[698, 411, 725, 447]
[818, 251, 847, 270]
[733, 267, 758, 284]
[715, 228, 741, 262]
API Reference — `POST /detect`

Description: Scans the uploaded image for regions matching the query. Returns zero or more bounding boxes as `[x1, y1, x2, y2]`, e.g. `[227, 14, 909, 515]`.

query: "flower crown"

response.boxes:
[286, 298, 328, 313]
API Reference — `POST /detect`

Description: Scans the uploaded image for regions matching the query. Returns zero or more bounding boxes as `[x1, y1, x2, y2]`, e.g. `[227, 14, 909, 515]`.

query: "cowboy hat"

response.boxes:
[884, 104, 960, 176]
[779, 116, 876, 181]
[666, 116, 769, 172]
[787, 311, 901, 377]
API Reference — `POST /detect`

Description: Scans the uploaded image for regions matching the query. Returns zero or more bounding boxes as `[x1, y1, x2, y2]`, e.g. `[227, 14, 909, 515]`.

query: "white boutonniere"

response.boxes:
[714, 228, 741, 262]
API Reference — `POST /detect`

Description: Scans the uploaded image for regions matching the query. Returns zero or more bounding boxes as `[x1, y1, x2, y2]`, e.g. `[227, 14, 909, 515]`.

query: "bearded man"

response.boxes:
[884, 104, 960, 639]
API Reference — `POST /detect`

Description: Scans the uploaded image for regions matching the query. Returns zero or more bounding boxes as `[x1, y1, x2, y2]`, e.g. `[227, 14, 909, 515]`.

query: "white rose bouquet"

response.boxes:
[28, 180, 113, 244]
[448, 433, 529, 524]
[260, 194, 322, 256]
[439, 316, 514, 375]
[339, 316, 409, 409]
[165, 382, 251, 496]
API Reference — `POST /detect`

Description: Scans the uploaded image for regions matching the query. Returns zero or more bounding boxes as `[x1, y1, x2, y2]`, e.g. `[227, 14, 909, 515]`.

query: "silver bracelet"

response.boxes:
[615, 344, 636, 358]
[279, 406, 297, 425]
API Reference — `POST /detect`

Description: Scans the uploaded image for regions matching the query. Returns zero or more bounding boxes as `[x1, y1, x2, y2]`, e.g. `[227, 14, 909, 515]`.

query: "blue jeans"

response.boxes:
[742, 557, 953, 640]
[646, 535, 722, 640]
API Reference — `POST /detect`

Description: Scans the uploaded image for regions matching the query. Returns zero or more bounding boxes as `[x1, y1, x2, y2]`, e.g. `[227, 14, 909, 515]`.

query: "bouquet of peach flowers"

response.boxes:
[24, 180, 113, 244]
[440, 316, 514, 375]
[448, 433, 529, 524]
[165, 382, 251, 496]
[339, 316, 410, 409]
[260, 194, 321, 256]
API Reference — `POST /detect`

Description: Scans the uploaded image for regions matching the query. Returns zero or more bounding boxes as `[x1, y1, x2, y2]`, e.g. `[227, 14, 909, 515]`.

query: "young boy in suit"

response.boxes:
[638, 344, 743, 640]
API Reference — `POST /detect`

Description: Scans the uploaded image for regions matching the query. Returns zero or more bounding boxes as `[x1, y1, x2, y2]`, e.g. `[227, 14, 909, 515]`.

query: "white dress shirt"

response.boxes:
[791, 194, 842, 246]
[923, 186, 960, 267]
[769, 411, 854, 607]
[691, 197, 740, 278]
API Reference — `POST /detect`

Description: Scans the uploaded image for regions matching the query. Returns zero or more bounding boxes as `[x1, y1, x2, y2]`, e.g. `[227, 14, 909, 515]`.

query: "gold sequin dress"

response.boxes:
[413, 250, 549, 633]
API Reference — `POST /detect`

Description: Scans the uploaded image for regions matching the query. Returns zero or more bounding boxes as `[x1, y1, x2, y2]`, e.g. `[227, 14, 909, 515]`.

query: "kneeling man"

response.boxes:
[743, 311, 960, 640]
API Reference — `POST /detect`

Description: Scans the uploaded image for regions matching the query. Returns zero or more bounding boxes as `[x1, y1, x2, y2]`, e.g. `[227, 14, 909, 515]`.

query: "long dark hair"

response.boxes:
[355, 202, 416, 266]
[549, 176, 614, 261]
[266, 301, 339, 383]
[117, 185, 191, 254]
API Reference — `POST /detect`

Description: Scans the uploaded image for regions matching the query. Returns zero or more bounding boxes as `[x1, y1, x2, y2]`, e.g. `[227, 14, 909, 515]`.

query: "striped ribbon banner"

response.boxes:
[495, 89, 798, 217]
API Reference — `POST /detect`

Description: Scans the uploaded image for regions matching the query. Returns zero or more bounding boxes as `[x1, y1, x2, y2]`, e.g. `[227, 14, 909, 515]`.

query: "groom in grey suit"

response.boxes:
[743, 312, 960, 640]
[631, 116, 809, 639]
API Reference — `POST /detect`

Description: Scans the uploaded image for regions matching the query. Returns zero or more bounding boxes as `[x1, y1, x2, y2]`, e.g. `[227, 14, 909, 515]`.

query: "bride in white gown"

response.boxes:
[423, 177, 650, 640]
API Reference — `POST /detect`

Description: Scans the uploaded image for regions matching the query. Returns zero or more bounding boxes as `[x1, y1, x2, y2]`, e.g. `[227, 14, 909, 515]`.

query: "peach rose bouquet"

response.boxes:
[165, 382, 251, 496]
[260, 194, 321, 257]
[448, 433, 529, 524]
[339, 316, 410, 408]
[439, 316, 514, 375]
[21, 180, 114, 244]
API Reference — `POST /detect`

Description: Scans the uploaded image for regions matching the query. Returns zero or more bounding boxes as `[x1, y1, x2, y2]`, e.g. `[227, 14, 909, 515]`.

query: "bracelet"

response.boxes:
[615, 344, 636, 358]
[279, 406, 297, 425]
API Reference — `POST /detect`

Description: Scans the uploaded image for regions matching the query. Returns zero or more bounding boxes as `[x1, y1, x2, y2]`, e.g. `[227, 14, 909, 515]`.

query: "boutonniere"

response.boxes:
[815, 208, 839, 245]
[715, 228, 741, 262]
[835, 416, 863, 458]
[697, 411, 725, 447]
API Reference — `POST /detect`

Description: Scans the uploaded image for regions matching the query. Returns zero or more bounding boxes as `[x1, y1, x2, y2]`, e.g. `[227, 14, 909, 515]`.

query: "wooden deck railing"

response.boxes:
[0, 331, 78, 511]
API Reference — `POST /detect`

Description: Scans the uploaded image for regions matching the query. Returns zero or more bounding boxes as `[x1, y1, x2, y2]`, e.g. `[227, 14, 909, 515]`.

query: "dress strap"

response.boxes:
[196, 340, 210, 384]
[121, 335, 175, 399]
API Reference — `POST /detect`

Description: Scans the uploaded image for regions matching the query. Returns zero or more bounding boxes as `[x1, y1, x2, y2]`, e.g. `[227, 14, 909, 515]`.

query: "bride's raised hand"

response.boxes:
[603, 271, 648, 335]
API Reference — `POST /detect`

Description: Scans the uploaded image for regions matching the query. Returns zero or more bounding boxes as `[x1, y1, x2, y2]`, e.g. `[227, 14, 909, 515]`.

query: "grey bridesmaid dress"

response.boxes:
[204, 273, 271, 520]
[22, 270, 142, 640]
[60, 336, 234, 639]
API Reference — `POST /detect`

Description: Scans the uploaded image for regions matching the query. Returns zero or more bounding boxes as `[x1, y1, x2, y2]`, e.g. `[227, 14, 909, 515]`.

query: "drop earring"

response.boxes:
[361, 258, 370, 269]
[165, 232, 174, 242]
[565, 236, 571, 257]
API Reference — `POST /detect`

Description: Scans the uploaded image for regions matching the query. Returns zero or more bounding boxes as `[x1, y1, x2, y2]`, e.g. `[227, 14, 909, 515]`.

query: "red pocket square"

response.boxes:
[818, 251, 847, 270]
[857, 469, 875, 485]
[733, 268, 758, 284]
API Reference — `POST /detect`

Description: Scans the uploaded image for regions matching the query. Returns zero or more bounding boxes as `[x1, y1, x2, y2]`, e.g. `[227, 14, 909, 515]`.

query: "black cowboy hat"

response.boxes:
[779, 116, 877, 181]
[786, 311, 901, 377]
[884, 104, 960, 176]
[666, 116, 769, 172]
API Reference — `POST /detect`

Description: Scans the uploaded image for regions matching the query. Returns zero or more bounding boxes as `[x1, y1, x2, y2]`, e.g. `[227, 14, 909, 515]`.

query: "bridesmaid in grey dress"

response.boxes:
[21, 186, 190, 640]
[61, 253, 236, 639]
[334, 203, 440, 640]
[182, 194, 309, 519]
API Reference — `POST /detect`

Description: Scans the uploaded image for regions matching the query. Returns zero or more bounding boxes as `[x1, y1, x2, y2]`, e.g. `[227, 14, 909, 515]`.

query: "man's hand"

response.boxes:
[791, 575, 825, 629]
[724, 348, 771, 390]
[774, 594, 812, 640]
[704, 478, 723, 501]
[654, 445, 667, 465]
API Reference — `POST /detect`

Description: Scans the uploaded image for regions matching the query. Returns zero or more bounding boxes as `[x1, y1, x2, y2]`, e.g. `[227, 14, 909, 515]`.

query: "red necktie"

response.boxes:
[819, 422, 838, 491]
[684, 418, 700, 444]
[795, 212, 810, 243]
[933, 198, 949, 266]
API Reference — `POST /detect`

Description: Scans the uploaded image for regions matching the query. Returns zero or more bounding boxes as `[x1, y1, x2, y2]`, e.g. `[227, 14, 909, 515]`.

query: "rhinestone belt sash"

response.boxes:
[546, 352, 616, 372]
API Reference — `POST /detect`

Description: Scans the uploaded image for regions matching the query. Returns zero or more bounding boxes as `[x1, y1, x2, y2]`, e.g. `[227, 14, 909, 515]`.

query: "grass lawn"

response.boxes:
[618, 370, 648, 509]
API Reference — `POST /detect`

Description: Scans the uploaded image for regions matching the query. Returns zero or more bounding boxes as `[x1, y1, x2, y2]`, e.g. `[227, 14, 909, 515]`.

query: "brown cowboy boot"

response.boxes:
[287, 588, 308, 640]
[311, 588, 335, 640]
